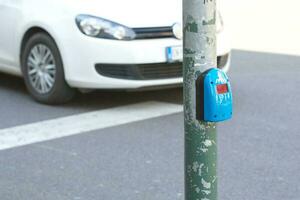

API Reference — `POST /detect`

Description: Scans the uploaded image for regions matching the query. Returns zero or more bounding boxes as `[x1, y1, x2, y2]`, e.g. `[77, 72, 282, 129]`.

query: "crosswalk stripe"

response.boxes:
[0, 101, 183, 151]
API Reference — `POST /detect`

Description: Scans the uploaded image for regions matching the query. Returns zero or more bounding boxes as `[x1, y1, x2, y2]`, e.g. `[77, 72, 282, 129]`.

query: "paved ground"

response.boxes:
[0, 50, 299, 200]
[0, 76, 182, 129]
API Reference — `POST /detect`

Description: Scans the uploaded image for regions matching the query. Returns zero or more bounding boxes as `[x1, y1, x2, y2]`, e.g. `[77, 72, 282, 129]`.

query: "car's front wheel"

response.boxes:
[21, 33, 75, 104]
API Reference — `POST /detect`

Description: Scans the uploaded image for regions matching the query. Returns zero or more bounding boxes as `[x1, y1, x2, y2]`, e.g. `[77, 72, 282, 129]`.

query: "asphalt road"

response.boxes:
[0, 50, 299, 200]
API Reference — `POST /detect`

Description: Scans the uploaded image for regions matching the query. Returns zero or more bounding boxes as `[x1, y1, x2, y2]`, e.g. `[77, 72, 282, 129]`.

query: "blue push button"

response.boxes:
[196, 68, 233, 122]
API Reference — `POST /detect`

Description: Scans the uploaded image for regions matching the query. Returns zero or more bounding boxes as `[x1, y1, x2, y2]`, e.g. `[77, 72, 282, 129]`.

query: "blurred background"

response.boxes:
[221, 0, 300, 55]
[0, 0, 299, 200]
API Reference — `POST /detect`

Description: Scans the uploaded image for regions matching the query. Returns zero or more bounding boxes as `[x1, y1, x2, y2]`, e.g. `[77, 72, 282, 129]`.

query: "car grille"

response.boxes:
[95, 63, 182, 80]
[133, 27, 174, 39]
[95, 54, 229, 80]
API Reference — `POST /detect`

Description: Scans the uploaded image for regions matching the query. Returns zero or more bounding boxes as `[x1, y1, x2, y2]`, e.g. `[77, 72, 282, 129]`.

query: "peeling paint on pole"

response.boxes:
[183, 0, 217, 199]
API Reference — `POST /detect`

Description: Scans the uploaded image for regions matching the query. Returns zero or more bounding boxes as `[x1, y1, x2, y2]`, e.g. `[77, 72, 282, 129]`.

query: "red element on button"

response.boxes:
[216, 84, 228, 94]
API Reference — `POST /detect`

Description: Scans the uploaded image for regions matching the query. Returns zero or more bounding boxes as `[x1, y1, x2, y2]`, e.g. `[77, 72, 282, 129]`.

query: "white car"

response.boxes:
[0, 0, 230, 104]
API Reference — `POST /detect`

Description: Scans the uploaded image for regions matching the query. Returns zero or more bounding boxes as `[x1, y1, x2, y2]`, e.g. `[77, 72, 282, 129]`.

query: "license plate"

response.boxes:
[166, 46, 183, 62]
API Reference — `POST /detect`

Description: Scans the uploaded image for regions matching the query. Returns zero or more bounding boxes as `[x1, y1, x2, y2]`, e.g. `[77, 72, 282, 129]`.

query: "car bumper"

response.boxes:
[61, 29, 230, 89]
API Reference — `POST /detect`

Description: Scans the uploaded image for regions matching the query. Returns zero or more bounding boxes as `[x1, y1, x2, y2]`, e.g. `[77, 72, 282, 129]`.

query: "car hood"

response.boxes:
[67, 0, 182, 27]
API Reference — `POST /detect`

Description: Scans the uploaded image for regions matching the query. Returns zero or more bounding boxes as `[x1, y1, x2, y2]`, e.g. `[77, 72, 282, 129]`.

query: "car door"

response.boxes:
[0, 0, 21, 70]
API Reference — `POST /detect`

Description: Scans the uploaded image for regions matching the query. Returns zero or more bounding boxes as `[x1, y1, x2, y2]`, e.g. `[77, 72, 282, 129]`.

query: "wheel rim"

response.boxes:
[27, 44, 56, 94]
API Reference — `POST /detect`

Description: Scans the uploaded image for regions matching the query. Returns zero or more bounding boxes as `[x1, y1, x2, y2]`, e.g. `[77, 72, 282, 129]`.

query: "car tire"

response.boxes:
[21, 33, 76, 104]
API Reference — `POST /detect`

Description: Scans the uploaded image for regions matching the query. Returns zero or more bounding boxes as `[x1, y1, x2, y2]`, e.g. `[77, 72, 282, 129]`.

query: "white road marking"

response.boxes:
[0, 101, 183, 151]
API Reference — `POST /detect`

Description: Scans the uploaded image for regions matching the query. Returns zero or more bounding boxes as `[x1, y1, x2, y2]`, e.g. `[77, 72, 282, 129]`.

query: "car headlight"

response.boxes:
[216, 11, 224, 33]
[76, 15, 136, 40]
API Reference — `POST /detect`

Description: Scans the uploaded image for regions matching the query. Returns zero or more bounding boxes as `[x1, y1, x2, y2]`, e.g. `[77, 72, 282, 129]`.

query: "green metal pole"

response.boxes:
[183, 0, 217, 200]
